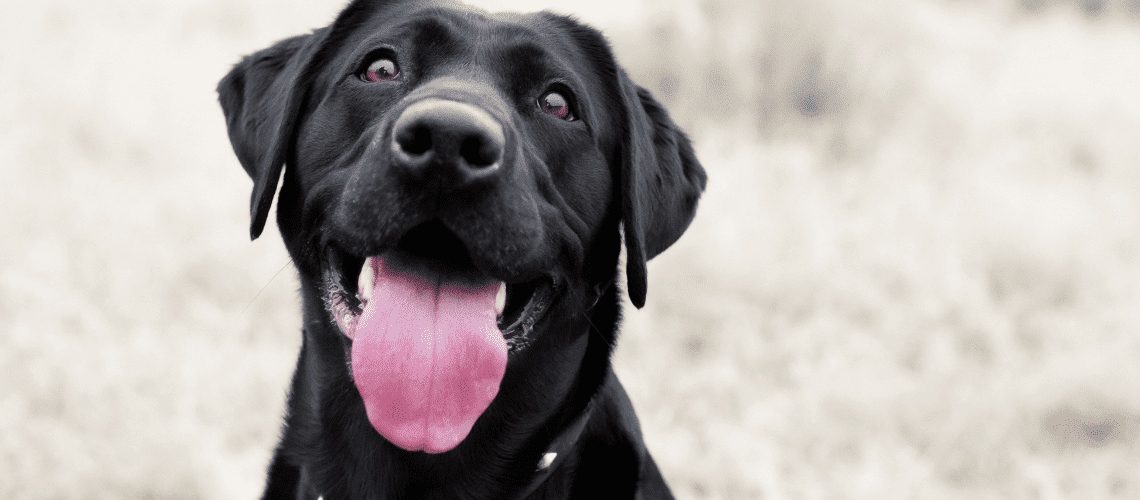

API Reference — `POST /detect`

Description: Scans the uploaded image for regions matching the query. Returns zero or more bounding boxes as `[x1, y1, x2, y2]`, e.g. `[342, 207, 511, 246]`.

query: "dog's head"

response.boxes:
[218, 0, 705, 453]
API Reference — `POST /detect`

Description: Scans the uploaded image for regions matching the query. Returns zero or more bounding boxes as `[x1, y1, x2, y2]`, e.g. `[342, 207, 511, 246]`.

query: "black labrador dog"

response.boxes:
[218, 0, 705, 498]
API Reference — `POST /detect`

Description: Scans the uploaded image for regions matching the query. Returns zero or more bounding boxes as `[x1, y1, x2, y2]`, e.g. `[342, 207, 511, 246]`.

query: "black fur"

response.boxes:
[217, 1, 706, 498]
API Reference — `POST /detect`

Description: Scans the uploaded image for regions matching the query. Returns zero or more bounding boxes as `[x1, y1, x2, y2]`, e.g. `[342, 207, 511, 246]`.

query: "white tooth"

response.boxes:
[358, 257, 375, 303]
[494, 282, 507, 316]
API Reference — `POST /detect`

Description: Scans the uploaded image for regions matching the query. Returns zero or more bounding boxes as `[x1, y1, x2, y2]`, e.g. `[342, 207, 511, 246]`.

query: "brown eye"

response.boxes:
[362, 57, 399, 82]
[538, 91, 574, 121]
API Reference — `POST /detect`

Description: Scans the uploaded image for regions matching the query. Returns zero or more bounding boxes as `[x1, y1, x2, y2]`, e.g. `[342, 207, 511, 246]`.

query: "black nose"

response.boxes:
[391, 99, 505, 189]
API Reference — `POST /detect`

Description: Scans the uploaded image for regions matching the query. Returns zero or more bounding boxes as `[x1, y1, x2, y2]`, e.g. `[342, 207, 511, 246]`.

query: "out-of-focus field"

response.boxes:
[2, 0, 1139, 498]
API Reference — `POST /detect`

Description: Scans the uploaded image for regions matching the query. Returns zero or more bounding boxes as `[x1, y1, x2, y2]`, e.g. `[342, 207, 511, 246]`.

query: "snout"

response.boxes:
[326, 84, 555, 287]
[390, 98, 506, 190]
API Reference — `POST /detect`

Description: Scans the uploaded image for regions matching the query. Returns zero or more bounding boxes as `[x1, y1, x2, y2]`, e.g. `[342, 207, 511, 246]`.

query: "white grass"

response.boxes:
[2, 0, 1139, 498]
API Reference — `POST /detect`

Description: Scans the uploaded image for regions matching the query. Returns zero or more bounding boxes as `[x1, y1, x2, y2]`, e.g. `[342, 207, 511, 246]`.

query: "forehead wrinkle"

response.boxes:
[484, 26, 566, 86]
[344, 6, 488, 67]
[405, 11, 469, 61]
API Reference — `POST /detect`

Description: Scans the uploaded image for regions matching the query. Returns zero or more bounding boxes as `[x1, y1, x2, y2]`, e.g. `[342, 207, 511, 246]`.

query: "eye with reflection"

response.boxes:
[361, 57, 399, 82]
[538, 91, 575, 121]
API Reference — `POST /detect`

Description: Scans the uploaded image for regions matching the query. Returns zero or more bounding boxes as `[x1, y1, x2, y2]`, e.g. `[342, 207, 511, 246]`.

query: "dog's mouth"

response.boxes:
[318, 220, 557, 453]
[321, 220, 556, 354]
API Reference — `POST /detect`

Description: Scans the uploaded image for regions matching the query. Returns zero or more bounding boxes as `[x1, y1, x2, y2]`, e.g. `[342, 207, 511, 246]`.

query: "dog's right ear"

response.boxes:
[217, 0, 412, 239]
[217, 33, 319, 240]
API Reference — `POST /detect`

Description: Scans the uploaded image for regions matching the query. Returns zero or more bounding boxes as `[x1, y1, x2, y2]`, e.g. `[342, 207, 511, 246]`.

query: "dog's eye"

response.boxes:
[362, 57, 399, 82]
[538, 91, 574, 121]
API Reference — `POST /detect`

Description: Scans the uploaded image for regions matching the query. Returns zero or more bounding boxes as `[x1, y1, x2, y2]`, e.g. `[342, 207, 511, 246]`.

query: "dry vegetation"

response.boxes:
[2, 0, 1139, 498]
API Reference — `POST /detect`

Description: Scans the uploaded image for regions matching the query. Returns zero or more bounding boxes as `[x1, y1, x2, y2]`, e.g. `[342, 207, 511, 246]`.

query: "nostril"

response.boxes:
[389, 98, 506, 181]
[459, 135, 501, 168]
[396, 125, 433, 156]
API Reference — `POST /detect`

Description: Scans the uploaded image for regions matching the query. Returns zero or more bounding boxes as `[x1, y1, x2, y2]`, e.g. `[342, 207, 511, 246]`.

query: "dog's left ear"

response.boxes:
[217, 32, 323, 240]
[617, 70, 708, 309]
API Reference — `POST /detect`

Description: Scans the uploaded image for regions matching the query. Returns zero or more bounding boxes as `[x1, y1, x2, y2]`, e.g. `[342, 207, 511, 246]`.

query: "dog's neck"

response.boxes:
[512, 393, 599, 499]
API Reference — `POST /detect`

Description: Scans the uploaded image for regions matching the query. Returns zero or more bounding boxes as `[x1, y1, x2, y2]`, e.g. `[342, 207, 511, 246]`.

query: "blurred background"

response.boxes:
[2, 0, 1139, 498]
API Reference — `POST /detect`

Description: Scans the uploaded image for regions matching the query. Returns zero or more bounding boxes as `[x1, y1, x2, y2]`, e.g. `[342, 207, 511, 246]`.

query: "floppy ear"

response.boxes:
[217, 33, 320, 240]
[218, 0, 413, 239]
[618, 70, 707, 309]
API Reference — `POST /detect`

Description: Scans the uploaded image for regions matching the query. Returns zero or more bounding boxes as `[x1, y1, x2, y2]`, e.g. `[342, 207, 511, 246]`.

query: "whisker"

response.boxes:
[238, 258, 294, 319]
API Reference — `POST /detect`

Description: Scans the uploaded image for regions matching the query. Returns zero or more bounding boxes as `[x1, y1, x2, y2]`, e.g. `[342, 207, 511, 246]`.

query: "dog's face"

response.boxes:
[299, 5, 618, 348]
[219, 0, 705, 455]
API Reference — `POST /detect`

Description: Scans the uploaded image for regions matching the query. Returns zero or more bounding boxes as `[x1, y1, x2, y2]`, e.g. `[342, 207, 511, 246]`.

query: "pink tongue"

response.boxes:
[351, 256, 507, 454]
